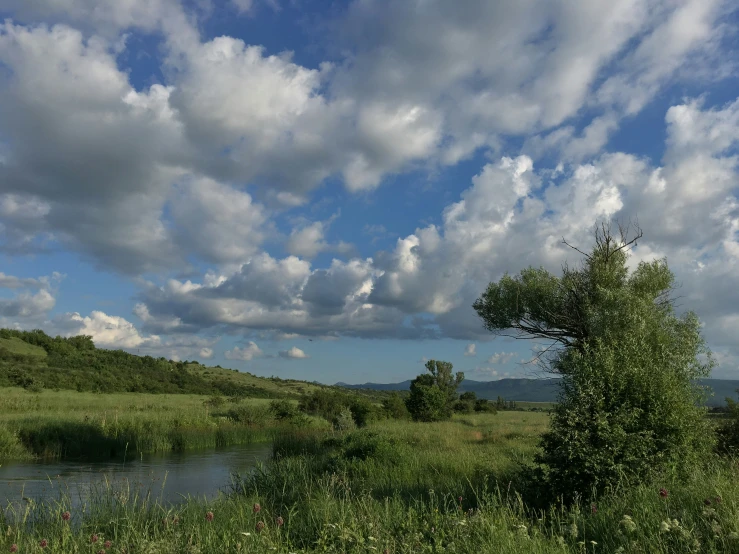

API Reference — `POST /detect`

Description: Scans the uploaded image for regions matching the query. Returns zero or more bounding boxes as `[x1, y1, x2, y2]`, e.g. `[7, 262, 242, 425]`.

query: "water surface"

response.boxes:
[0, 442, 273, 511]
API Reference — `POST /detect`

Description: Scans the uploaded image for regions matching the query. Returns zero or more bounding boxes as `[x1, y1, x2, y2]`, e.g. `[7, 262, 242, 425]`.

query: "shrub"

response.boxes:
[381, 392, 410, 420]
[270, 399, 300, 420]
[716, 391, 739, 456]
[453, 400, 474, 414]
[333, 407, 356, 431]
[474, 399, 496, 413]
[225, 404, 274, 426]
[405, 360, 464, 422]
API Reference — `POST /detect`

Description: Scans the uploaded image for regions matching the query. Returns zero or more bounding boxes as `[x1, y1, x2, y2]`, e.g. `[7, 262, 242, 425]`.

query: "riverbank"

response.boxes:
[0, 388, 327, 461]
[3, 413, 739, 553]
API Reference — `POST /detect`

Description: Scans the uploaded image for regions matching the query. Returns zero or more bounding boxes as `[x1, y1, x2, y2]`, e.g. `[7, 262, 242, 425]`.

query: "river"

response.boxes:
[0, 442, 273, 511]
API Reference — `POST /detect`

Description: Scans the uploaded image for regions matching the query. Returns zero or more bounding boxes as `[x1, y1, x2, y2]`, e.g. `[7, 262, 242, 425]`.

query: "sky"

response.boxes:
[0, 0, 738, 385]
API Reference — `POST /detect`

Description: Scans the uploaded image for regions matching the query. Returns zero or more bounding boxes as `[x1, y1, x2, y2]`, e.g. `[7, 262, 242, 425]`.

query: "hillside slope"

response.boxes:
[0, 328, 347, 399]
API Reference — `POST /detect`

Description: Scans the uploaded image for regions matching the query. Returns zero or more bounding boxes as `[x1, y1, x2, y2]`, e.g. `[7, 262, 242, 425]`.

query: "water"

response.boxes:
[0, 442, 273, 511]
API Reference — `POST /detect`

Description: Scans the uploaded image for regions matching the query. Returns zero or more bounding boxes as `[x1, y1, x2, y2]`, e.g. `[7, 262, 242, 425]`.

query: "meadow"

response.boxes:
[0, 388, 325, 461]
[2, 406, 739, 553]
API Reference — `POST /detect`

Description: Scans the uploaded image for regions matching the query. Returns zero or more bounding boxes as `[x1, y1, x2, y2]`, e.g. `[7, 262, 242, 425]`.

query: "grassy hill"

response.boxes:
[0, 328, 380, 401]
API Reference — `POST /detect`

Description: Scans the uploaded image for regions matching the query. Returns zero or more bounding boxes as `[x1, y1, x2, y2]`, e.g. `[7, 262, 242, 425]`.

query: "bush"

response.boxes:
[299, 390, 351, 422]
[716, 392, 739, 456]
[348, 398, 378, 427]
[270, 399, 300, 420]
[225, 404, 274, 426]
[405, 360, 464, 422]
[474, 399, 496, 413]
[453, 400, 474, 414]
[333, 407, 356, 431]
[405, 374, 449, 422]
[381, 392, 410, 420]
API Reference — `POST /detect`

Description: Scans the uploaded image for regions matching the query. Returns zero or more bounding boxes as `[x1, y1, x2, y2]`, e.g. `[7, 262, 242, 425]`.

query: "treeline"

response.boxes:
[0, 329, 269, 396]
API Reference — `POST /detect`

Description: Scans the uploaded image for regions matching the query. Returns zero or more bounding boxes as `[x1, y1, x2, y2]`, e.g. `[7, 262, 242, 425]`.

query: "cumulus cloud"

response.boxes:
[199, 347, 214, 359]
[487, 352, 517, 365]
[464, 343, 477, 357]
[224, 342, 264, 361]
[131, 95, 739, 368]
[279, 346, 309, 359]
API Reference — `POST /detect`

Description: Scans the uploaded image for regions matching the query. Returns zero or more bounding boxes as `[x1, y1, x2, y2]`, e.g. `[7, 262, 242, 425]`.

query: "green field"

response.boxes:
[0, 388, 327, 461]
[2, 409, 739, 553]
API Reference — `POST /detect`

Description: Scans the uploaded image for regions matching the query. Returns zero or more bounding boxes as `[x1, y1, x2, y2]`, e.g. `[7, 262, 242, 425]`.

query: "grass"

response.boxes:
[2, 411, 739, 553]
[0, 388, 328, 461]
[0, 337, 46, 357]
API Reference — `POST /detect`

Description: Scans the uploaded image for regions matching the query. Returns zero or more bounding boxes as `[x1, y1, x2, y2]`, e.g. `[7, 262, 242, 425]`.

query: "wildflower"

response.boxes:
[568, 522, 579, 538]
[253, 503, 261, 514]
[704, 498, 712, 506]
[276, 516, 284, 527]
[104, 540, 112, 549]
[256, 521, 265, 532]
[458, 496, 463, 504]
[39, 539, 48, 549]
[96, 550, 105, 554]
[172, 515, 180, 525]
[714, 496, 722, 504]
[659, 488, 668, 498]
[9, 545, 18, 553]
[383, 550, 390, 554]
[591, 503, 597, 514]
[660, 521, 671, 533]
[620, 515, 637, 534]
[205, 511, 214, 522]
[61, 511, 71, 521]
[91, 534, 99, 543]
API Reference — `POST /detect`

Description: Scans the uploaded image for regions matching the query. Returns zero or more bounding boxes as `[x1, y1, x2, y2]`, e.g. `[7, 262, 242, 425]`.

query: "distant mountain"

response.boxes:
[337, 377, 739, 407]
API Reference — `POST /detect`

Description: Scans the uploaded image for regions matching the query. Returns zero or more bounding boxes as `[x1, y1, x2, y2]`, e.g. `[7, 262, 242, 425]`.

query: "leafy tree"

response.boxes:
[473, 221, 714, 503]
[405, 360, 464, 421]
[460, 391, 477, 402]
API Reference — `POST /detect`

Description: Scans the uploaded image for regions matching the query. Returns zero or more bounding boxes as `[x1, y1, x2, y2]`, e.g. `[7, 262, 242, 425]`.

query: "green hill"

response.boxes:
[0, 328, 361, 400]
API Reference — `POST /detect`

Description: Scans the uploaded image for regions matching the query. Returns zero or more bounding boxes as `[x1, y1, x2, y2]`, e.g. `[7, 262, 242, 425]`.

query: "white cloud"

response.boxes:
[464, 343, 477, 357]
[225, 342, 264, 361]
[487, 352, 516, 365]
[279, 346, 309, 359]
[199, 347, 214, 359]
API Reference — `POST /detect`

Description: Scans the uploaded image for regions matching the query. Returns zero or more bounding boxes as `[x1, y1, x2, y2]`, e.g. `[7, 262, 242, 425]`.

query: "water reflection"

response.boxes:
[0, 442, 273, 510]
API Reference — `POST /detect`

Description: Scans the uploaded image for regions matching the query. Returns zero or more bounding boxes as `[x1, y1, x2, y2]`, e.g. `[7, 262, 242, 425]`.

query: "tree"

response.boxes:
[405, 360, 464, 422]
[460, 391, 477, 402]
[473, 221, 714, 503]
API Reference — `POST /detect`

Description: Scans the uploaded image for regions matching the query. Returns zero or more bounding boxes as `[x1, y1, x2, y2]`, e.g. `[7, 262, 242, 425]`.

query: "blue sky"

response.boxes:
[0, 0, 738, 385]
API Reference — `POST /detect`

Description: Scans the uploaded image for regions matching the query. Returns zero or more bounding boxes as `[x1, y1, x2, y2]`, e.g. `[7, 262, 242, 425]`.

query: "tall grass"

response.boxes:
[2, 412, 739, 553]
[0, 388, 325, 460]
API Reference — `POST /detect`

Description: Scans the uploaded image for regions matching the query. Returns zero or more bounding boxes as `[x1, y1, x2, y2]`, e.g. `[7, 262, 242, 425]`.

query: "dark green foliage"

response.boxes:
[452, 399, 474, 413]
[405, 360, 464, 422]
[475, 222, 714, 504]
[298, 390, 352, 421]
[348, 397, 379, 427]
[0, 329, 262, 397]
[474, 399, 497, 413]
[716, 390, 739, 456]
[459, 391, 477, 402]
[270, 399, 300, 420]
[381, 391, 410, 419]
[406, 373, 450, 422]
